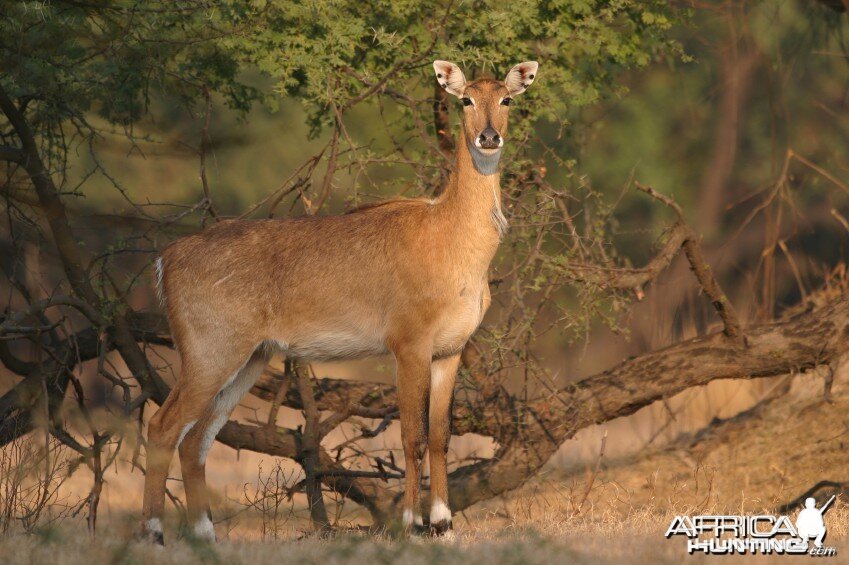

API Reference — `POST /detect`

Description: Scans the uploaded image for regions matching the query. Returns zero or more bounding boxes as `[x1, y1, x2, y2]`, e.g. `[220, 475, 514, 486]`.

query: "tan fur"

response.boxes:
[141, 61, 538, 540]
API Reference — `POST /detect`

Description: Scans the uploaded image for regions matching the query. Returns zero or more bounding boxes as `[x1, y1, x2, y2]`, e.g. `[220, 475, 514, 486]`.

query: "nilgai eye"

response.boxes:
[501, 97, 512, 106]
[461, 97, 473, 107]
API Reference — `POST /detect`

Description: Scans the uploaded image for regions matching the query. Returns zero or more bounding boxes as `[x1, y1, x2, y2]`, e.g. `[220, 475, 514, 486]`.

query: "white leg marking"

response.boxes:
[432, 363, 447, 390]
[145, 518, 163, 534]
[430, 499, 452, 524]
[403, 508, 423, 527]
[192, 514, 216, 542]
[198, 410, 228, 466]
[431, 357, 458, 390]
[198, 355, 268, 465]
[176, 420, 197, 448]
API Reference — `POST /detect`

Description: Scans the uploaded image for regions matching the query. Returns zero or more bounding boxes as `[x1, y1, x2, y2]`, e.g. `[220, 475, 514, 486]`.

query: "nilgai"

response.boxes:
[141, 59, 539, 542]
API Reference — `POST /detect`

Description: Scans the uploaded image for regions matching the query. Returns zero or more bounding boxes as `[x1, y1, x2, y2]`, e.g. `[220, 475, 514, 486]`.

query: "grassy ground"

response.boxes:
[0, 513, 834, 564]
[2, 371, 849, 563]
[0, 523, 746, 564]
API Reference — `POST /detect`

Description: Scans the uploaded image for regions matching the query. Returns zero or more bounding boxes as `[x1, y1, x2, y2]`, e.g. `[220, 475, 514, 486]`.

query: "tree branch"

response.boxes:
[294, 362, 330, 530]
[635, 182, 743, 340]
[444, 293, 849, 512]
[0, 145, 24, 163]
[0, 82, 169, 405]
[0, 295, 106, 336]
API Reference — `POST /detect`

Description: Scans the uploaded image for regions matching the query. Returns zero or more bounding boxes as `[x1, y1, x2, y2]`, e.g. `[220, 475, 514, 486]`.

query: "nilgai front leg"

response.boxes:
[428, 353, 461, 534]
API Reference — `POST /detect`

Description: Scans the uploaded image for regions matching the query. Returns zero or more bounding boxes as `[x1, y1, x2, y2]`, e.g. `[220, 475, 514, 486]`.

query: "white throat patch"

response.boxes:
[469, 144, 501, 176]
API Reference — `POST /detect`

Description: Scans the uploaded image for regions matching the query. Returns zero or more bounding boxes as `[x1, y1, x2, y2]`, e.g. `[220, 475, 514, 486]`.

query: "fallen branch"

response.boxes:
[777, 481, 848, 514]
[444, 292, 848, 512]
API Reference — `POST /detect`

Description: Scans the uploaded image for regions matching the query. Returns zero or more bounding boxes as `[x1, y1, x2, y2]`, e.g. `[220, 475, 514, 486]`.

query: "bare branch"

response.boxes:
[199, 86, 219, 220]
[635, 182, 744, 340]
[0, 145, 24, 163]
[0, 295, 106, 336]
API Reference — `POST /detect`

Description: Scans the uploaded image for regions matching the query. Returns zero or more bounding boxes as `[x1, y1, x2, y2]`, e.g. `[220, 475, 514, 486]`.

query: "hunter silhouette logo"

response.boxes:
[797, 495, 836, 550]
[665, 495, 838, 556]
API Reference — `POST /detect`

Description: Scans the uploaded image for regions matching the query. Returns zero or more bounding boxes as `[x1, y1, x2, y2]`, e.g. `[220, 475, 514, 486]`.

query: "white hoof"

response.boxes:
[403, 508, 424, 528]
[192, 514, 216, 543]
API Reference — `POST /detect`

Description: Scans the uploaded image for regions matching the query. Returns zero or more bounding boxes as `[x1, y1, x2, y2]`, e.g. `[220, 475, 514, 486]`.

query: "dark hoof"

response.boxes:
[410, 523, 430, 537]
[430, 519, 453, 536]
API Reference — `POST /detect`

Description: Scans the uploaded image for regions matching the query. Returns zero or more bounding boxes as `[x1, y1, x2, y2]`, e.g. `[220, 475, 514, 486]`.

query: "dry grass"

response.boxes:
[0, 507, 825, 564]
[2, 365, 848, 562]
[0, 508, 751, 565]
[0, 529, 677, 565]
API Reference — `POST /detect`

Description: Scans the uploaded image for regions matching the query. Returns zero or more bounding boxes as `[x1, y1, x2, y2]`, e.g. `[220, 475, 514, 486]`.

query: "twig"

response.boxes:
[831, 208, 849, 234]
[778, 239, 808, 300]
[266, 367, 289, 428]
[313, 115, 341, 213]
[360, 410, 399, 438]
[574, 430, 607, 515]
[199, 86, 219, 221]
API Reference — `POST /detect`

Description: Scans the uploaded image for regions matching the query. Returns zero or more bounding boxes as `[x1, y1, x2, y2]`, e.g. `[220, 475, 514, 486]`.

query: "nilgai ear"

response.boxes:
[433, 60, 467, 97]
[504, 61, 539, 96]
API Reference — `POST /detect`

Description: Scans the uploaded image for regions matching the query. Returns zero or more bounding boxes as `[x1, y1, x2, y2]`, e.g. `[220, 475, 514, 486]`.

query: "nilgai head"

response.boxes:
[433, 60, 539, 154]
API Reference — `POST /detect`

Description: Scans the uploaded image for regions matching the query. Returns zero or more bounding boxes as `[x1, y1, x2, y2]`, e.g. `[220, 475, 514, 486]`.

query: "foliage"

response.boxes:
[1, 0, 688, 372]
